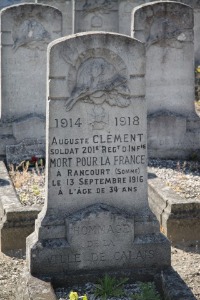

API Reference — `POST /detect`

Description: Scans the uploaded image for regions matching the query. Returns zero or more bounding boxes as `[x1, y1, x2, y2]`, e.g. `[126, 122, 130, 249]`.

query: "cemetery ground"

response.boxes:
[0, 158, 199, 299]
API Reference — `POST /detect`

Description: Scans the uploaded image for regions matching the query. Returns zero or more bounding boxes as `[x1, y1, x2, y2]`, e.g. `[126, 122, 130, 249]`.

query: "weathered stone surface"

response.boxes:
[147, 113, 200, 159]
[16, 266, 56, 300]
[27, 32, 170, 282]
[6, 138, 45, 165]
[119, 0, 145, 35]
[12, 115, 45, 141]
[75, 0, 119, 33]
[37, 0, 73, 35]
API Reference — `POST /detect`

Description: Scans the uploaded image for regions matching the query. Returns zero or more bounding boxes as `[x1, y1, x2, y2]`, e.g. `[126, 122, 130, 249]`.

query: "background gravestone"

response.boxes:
[0, 4, 62, 160]
[74, 0, 119, 33]
[133, 1, 200, 159]
[27, 32, 170, 282]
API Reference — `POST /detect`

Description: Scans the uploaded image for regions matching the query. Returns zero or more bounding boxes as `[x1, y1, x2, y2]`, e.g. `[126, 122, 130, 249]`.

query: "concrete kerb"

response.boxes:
[15, 267, 196, 300]
[148, 168, 200, 245]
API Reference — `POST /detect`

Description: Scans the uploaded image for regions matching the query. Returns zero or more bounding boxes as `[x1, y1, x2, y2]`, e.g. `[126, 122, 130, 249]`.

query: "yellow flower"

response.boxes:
[69, 291, 79, 300]
[196, 66, 200, 73]
[82, 295, 88, 300]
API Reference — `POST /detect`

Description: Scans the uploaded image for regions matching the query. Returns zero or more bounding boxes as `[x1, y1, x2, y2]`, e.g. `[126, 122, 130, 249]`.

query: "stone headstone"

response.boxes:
[132, 1, 200, 159]
[0, 4, 62, 159]
[27, 32, 170, 282]
[75, 0, 119, 33]
[133, 1, 195, 116]
[0, 4, 62, 120]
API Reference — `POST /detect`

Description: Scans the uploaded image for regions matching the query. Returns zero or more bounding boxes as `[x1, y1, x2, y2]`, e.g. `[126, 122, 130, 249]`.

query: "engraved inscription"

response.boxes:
[47, 249, 155, 267]
[49, 119, 146, 196]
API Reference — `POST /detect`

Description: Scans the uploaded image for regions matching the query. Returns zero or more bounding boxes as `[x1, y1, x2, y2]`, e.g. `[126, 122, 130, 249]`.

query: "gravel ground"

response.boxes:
[0, 159, 199, 299]
[149, 159, 200, 201]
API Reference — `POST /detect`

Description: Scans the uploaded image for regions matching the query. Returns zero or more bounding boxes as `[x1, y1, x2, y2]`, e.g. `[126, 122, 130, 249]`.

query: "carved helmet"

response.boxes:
[66, 57, 130, 111]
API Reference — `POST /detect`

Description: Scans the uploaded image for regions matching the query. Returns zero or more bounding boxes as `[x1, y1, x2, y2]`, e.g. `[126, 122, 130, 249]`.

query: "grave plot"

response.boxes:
[26, 32, 170, 284]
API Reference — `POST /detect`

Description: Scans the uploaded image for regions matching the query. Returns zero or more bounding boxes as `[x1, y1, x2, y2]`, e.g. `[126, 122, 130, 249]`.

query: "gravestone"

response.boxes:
[0, 4, 62, 159]
[75, 0, 119, 33]
[132, 1, 200, 159]
[27, 32, 170, 282]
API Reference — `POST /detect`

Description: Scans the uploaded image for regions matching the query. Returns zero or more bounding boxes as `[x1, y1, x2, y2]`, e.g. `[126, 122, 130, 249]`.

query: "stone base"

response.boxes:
[27, 204, 171, 284]
[0, 208, 40, 254]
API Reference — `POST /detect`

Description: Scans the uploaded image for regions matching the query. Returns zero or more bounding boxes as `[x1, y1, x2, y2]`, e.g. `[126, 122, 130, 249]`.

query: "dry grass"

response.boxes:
[9, 161, 31, 189]
[8, 160, 45, 206]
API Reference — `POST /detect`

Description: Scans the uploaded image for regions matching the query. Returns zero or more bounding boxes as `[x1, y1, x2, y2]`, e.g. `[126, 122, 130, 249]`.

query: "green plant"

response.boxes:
[132, 282, 161, 300]
[32, 185, 40, 196]
[94, 274, 128, 300]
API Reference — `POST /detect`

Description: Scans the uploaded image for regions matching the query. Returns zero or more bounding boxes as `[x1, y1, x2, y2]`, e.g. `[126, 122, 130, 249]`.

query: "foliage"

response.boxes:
[94, 274, 128, 300]
[132, 282, 161, 300]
